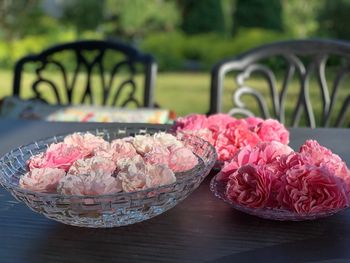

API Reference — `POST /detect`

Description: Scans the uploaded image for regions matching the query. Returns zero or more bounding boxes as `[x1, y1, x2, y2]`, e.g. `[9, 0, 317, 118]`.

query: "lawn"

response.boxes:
[0, 70, 349, 126]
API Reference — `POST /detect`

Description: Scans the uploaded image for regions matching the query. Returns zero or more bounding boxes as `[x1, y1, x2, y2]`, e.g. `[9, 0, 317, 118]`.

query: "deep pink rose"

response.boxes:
[168, 146, 198, 172]
[219, 141, 292, 182]
[300, 140, 349, 178]
[28, 143, 86, 171]
[174, 114, 207, 131]
[215, 124, 261, 162]
[277, 165, 348, 213]
[205, 114, 236, 134]
[20, 168, 66, 193]
[256, 119, 289, 144]
[226, 164, 272, 208]
[245, 117, 264, 127]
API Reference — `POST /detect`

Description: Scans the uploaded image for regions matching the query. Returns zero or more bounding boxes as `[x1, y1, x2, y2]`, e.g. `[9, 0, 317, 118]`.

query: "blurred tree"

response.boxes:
[61, 0, 105, 36]
[283, 0, 321, 38]
[233, 0, 283, 33]
[179, 0, 225, 35]
[103, 0, 180, 41]
[0, 0, 49, 40]
[318, 0, 350, 39]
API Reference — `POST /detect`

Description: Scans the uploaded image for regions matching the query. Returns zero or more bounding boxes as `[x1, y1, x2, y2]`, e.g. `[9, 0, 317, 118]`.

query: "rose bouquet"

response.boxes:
[20, 132, 199, 195]
[173, 114, 289, 164]
[211, 140, 350, 219]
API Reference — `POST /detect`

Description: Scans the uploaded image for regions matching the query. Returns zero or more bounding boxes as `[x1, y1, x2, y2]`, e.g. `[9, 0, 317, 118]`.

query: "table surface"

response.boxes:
[1, 119, 350, 263]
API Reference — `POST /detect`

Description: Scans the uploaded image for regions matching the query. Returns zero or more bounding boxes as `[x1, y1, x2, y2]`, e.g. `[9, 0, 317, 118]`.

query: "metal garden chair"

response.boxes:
[210, 39, 350, 127]
[13, 39, 157, 108]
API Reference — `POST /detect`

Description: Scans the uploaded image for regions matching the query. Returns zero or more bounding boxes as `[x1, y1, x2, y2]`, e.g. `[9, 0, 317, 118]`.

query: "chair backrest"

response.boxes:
[210, 39, 350, 127]
[13, 40, 157, 108]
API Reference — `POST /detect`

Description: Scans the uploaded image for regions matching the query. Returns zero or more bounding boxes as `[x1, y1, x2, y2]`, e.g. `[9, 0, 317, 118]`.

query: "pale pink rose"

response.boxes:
[68, 156, 116, 177]
[27, 143, 86, 171]
[117, 160, 148, 192]
[132, 135, 156, 155]
[168, 146, 198, 172]
[143, 146, 170, 166]
[146, 164, 176, 188]
[174, 114, 207, 131]
[58, 172, 122, 195]
[27, 152, 46, 170]
[20, 168, 66, 193]
[153, 132, 183, 148]
[226, 164, 272, 208]
[95, 139, 138, 162]
[64, 133, 109, 156]
[255, 119, 289, 144]
[179, 128, 216, 146]
[116, 155, 145, 173]
[277, 165, 348, 214]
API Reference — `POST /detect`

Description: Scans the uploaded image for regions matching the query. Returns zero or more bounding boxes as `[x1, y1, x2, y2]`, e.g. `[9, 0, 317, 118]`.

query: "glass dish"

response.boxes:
[0, 127, 217, 228]
[210, 173, 347, 221]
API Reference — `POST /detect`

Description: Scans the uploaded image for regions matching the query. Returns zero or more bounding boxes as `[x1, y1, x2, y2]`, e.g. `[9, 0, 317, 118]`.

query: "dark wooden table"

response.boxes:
[1, 119, 350, 263]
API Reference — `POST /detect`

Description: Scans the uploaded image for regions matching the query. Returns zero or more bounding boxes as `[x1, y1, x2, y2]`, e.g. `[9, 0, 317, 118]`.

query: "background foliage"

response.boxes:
[0, 0, 347, 71]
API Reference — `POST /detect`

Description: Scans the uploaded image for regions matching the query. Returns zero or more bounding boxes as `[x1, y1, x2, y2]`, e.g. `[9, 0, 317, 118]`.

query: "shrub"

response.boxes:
[141, 28, 288, 71]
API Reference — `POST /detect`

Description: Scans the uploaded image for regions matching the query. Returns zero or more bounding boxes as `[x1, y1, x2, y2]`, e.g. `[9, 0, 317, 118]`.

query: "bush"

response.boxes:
[0, 29, 103, 69]
[141, 28, 289, 71]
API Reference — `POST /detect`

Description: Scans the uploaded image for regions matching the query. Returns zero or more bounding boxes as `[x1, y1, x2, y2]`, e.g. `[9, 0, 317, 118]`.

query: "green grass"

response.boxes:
[0, 69, 349, 126]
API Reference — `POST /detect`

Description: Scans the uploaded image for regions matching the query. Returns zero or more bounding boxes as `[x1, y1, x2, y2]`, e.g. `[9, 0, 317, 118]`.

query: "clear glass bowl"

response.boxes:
[0, 127, 217, 228]
[210, 173, 347, 221]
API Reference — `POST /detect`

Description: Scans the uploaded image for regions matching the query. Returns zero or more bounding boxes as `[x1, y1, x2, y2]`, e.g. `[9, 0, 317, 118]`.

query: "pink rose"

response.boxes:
[117, 160, 148, 192]
[95, 139, 138, 162]
[20, 168, 65, 193]
[58, 172, 122, 195]
[27, 152, 46, 170]
[116, 155, 145, 173]
[168, 146, 198, 172]
[28, 143, 86, 171]
[64, 133, 109, 156]
[143, 146, 170, 166]
[299, 140, 349, 178]
[180, 128, 216, 146]
[219, 142, 293, 192]
[277, 165, 348, 214]
[226, 164, 272, 208]
[153, 132, 183, 148]
[68, 156, 116, 177]
[132, 135, 156, 155]
[215, 124, 261, 162]
[245, 117, 264, 127]
[146, 164, 176, 188]
[174, 114, 207, 131]
[205, 114, 236, 134]
[256, 119, 289, 144]
[219, 141, 292, 182]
